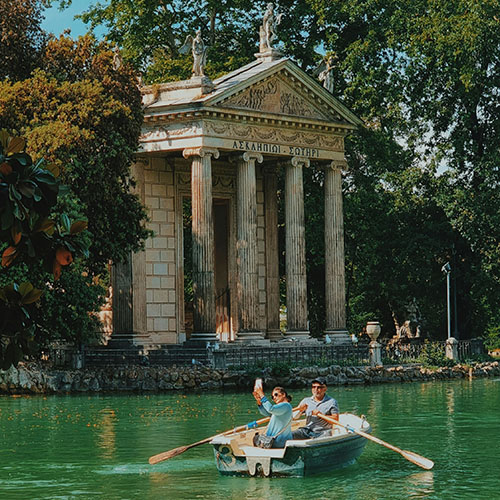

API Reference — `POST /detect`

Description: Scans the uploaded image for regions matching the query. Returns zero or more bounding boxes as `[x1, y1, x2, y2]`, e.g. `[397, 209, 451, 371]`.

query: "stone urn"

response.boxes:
[366, 321, 381, 342]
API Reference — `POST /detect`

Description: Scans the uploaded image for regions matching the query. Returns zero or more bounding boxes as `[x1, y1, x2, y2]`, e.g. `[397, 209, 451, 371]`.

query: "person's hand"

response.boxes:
[253, 387, 264, 398]
[298, 403, 307, 413]
[311, 409, 320, 416]
[252, 391, 262, 405]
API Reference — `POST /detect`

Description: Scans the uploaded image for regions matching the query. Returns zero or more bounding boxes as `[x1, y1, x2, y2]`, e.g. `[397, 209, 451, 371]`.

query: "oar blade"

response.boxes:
[401, 450, 434, 470]
[149, 445, 189, 465]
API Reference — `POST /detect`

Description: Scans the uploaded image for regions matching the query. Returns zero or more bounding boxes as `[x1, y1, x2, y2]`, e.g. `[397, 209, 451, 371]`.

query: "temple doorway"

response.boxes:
[183, 197, 231, 340]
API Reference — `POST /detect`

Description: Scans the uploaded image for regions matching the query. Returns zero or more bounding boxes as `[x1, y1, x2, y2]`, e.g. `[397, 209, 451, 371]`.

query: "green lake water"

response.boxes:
[1, 377, 499, 500]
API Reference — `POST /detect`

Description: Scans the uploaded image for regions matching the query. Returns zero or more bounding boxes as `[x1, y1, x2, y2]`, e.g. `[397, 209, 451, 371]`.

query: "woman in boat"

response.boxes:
[252, 386, 293, 448]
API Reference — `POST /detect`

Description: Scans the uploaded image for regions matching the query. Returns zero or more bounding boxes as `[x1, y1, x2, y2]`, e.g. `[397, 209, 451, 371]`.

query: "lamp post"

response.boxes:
[441, 262, 451, 340]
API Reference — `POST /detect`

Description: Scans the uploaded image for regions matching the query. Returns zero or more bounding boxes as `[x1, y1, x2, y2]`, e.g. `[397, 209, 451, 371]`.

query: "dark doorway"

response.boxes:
[214, 199, 230, 340]
[183, 197, 230, 339]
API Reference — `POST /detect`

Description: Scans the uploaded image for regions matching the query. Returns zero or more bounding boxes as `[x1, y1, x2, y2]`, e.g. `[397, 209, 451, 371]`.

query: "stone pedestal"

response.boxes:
[369, 341, 382, 367]
[285, 157, 310, 338]
[367, 321, 382, 367]
[446, 337, 458, 361]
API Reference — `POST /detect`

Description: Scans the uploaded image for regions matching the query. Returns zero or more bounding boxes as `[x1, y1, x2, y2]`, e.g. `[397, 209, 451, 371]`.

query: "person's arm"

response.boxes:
[311, 398, 339, 421]
[257, 404, 271, 417]
[253, 389, 271, 416]
[261, 398, 290, 416]
[328, 398, 339, 421]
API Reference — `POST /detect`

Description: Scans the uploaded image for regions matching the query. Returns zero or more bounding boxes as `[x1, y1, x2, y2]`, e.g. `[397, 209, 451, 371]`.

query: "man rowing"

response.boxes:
[292, 377, 339, 439]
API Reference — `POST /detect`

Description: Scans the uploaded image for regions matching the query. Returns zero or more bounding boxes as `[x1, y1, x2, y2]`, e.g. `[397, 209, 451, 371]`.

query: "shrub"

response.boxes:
[417, 340, 455, 368]
[483, 326, 500, 351]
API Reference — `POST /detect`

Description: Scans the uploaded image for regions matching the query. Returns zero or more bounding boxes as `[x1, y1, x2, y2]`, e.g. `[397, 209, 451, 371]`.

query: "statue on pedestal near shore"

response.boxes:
[260, 3, 283, 51]
[180, 30, 207, 77]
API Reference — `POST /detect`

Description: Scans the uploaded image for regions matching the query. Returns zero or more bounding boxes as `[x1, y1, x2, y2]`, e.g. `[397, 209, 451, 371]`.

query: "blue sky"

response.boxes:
[41, 2, 105, 38]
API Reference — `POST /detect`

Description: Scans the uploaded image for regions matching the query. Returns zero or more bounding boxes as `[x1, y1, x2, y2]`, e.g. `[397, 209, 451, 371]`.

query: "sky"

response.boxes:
[41, 2, 105, 38]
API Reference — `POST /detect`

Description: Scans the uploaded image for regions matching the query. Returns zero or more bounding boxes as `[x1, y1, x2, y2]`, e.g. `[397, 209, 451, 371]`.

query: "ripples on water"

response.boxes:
[0, 378, 499, 499]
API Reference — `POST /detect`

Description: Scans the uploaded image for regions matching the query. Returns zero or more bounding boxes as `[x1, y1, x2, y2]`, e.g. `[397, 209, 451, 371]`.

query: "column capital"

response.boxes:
[291, 156, 310, 168]
[327, 159, 348, 171]
[242, 151, 263, 164]
[229, 152, 263, 165]
[183, 146, 220, 160]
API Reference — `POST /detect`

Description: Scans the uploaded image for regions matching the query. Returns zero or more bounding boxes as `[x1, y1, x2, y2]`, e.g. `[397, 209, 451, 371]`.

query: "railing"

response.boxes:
[219, 344, 370, 370]
[457, 338, 486, 359]
[382, 338, 487, 364]
[382, 339, 432, 363]
[40, 338, 486, 370]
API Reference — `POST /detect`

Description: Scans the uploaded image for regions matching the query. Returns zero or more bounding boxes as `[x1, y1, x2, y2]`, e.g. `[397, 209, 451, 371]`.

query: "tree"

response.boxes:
[52, 0, 500, 339]
[1, 10, 150, 357]
[0, 131, 89, 368]
[0, 34, 150, 273]
[0, 0, 47, 80]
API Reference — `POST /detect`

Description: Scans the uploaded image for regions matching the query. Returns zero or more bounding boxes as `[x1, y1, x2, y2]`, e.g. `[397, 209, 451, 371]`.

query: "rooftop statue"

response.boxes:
[260, 3, 283, 51]
[319, 55, 337, 93]
[180, 30, 207, 78]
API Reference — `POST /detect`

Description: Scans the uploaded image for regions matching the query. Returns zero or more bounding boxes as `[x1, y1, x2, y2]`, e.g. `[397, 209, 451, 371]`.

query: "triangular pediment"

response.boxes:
[205, 60, 362, 127]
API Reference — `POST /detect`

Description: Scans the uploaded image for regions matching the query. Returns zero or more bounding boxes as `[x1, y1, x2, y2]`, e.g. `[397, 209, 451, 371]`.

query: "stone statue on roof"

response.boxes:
[319, 55, 337, 93]
[180, 30, 207, 77]
[260, 3, 283, 51]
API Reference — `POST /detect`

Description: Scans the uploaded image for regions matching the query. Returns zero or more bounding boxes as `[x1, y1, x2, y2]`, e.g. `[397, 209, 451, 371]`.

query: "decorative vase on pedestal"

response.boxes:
[366, 321, 382, 367]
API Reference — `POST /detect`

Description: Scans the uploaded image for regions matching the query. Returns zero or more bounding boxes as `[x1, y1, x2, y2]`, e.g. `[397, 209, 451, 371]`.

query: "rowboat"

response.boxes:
[210, 413, 371, 477]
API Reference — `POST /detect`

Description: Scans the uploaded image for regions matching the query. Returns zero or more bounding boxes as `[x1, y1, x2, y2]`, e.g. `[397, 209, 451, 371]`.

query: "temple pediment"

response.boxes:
[204, 59, 361, 127]
[140, 58, 362, 159]
[217, 73, 335, 121]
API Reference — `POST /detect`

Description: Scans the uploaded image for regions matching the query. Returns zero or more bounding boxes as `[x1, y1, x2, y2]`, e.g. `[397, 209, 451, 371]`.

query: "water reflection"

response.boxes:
[1, 380, 499, 500]
[405, 471, 435, 498]
[97, 408, 117, 460]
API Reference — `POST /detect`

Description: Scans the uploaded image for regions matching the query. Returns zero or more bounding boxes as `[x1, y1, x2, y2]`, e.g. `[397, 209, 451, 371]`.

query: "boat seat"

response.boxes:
[240, 445, 287, 459]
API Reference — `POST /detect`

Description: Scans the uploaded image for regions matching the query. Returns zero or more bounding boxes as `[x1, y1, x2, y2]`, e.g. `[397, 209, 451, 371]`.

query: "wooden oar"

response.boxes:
[317, 413, 434, 470]
[149, 406, 300, 465]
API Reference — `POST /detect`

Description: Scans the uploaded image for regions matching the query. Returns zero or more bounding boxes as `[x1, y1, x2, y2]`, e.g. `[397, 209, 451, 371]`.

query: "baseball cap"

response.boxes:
[311, 377, 327, 386]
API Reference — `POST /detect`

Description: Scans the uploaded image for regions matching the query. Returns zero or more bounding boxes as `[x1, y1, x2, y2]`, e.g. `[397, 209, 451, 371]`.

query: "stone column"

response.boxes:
[183, 147, 219, 343]
[324, 159, 350, 344]
[235, 152, 265, 342]
[263, 165, 282, 340]
[285, 157, 310, 338]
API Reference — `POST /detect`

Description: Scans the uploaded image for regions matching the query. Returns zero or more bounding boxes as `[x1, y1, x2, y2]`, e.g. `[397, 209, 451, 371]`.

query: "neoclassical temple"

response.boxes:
[111, 17, 362, 347]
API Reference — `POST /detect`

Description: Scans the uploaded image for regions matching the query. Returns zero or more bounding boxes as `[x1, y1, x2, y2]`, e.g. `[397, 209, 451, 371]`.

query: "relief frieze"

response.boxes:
[140, 121, 202, 142]
[205, 121, 343, 151]
[222, 75, 336, 121]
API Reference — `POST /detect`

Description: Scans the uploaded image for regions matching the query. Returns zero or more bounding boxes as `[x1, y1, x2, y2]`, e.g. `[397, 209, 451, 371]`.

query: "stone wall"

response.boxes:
[1, 361, 499, 395]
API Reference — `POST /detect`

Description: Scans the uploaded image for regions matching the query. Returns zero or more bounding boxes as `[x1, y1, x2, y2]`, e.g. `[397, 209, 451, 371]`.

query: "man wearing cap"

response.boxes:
[292, 377, 339, 439]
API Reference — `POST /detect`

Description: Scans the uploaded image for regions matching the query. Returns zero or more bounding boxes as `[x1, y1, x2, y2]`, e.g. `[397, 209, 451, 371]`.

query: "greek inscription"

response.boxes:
[231, 140, 318, 157]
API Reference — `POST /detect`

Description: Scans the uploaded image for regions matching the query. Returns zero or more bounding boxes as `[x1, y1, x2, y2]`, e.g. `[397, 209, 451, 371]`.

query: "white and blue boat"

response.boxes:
[210, 413, 371, 477]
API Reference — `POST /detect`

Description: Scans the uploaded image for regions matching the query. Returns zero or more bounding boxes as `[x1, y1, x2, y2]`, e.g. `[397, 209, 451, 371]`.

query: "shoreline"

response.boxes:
[1, 361, 499, 395]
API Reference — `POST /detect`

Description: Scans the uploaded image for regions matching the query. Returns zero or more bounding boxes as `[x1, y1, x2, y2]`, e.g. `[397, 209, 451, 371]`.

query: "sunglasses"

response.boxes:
[311, 385, 325, 389]
[272, 392, 282, 398]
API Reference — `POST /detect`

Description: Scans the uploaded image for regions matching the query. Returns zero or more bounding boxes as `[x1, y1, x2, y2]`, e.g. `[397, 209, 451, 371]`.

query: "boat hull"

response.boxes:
[211, 413, 370, 477]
